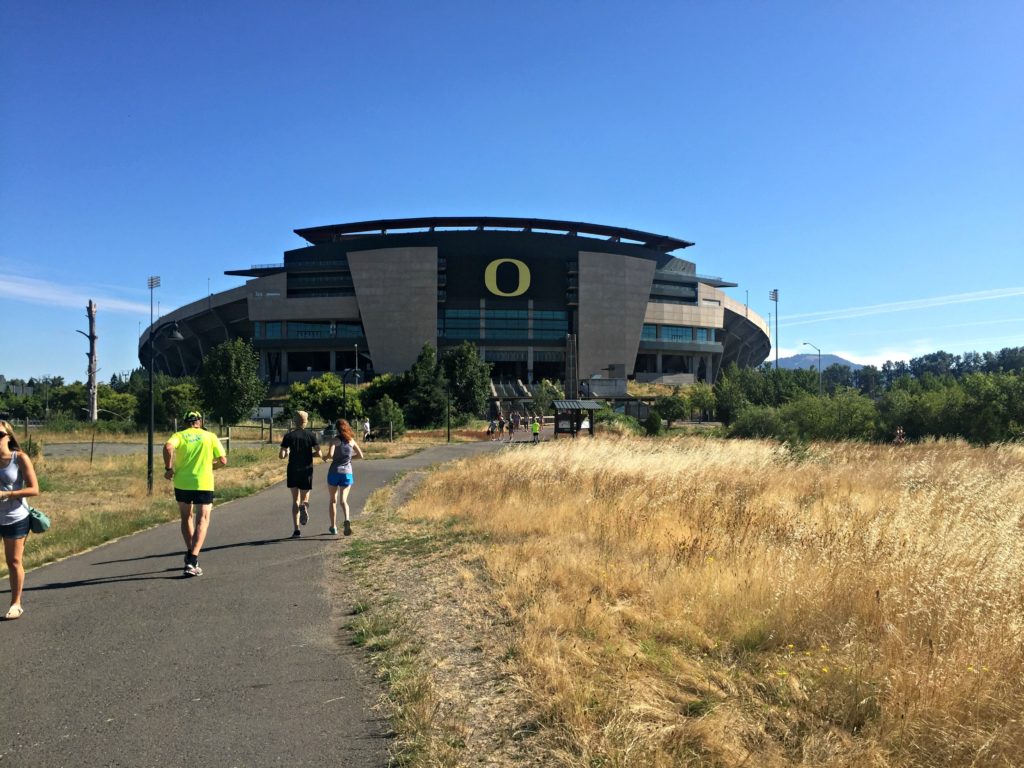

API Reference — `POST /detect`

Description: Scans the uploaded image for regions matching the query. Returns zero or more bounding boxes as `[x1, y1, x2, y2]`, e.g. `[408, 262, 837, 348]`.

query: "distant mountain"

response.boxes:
[773, 353, 863, 371]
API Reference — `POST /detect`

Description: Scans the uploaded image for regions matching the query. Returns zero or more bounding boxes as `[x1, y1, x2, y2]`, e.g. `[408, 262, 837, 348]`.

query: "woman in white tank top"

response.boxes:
[0, 419, 40, 621]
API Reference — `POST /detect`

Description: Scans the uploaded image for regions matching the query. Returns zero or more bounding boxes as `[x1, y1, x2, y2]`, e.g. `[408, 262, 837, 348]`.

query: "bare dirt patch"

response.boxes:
[331, 471, 546, 767]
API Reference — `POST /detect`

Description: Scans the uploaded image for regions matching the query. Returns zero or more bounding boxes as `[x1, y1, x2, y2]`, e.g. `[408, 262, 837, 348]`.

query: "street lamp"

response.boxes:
[341, 368, 361, 421]
[802, 342, 822, 396]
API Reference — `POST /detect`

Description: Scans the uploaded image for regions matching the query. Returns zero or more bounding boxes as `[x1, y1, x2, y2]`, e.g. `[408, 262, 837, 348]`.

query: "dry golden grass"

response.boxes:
[395, 435, 1024, 767]
[627, 381, 678, 398]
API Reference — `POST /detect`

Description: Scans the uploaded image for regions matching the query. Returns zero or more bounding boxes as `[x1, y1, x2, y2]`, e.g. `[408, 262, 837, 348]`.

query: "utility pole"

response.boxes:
[769, 289, 779, 369]
[76, 301, 99, 421]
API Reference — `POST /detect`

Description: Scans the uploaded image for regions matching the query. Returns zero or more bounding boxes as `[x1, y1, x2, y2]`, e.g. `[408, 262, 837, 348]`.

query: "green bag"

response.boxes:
[28, 506, 50, 534]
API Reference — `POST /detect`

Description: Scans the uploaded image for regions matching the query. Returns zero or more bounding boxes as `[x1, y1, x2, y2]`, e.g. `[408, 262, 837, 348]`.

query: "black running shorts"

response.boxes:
[287, 467, 314, 491]
[174, 488, 215, 505]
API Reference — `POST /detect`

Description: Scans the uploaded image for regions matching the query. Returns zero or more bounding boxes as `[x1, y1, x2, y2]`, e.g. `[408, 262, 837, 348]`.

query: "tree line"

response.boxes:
[708, 346, 1024, 444]
[0, 340, 508, 436]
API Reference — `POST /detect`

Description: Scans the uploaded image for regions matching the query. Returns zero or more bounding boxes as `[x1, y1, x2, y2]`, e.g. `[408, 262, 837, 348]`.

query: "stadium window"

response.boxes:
[334, 322, 363, 338]
[257, 321, 282, 339]
[641, 324, 657, 340]
[484, 309, 527, 340]
[660, 326, 692, 342]
[287, 322, 332, 339]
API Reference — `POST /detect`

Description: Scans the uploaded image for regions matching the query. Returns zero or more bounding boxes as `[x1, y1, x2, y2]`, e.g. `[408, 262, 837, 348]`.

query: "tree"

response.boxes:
[643, 410, 664, 436]
[688, 382, 716, 422]
[125, 367, 177, 428]
[162, 380, 201, 425]
[530, 379, 564, 416]
[366, 394, 406, 439]
[713, 364, 749, 425]
[402, 343, 446, 428]
[821, 364, 854, 394]
[198, 339, 266, 423]
[910, 351, 958, 379]
[288, 373, 361, 424]
[654, 390, 688, 428]
[97, 385, 138, 422]
[853, 365, 883, 398]
[440, 342, 491, 419]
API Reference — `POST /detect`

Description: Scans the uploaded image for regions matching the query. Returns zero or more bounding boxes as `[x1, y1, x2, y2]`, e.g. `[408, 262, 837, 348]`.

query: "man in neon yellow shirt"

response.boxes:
[163, 410, 227, 577]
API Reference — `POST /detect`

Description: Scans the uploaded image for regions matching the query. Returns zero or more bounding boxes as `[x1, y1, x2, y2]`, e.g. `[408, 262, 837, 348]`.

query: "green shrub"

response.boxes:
[643, 411, 665, 436]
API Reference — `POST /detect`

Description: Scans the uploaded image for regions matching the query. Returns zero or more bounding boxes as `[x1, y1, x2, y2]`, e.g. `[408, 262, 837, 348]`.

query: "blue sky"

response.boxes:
[2, 1, 1021, 383]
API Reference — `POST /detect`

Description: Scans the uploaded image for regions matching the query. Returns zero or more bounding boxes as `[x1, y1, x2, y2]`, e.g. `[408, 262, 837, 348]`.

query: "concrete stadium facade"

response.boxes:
[140, 217, 771, 388]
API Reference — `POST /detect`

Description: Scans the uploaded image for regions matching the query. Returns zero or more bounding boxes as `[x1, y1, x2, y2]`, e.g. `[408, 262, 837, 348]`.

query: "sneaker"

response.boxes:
[291, 529, 301, 538]
[184, 563, 203, 577]
[328, 526, 338, 535]
[299, 503, 309, 526]
[343, 520, 352, 536]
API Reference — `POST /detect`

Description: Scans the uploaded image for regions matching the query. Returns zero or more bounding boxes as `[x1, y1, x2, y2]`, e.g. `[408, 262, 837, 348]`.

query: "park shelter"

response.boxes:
[552, 399, 603, 438]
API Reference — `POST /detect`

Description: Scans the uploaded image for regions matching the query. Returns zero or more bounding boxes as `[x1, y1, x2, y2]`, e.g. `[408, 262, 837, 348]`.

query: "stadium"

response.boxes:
[140, 216, 770, 392]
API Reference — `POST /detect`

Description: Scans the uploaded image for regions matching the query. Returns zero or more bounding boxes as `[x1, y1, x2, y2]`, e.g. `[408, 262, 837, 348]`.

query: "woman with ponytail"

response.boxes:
[322, 418, 364, 536]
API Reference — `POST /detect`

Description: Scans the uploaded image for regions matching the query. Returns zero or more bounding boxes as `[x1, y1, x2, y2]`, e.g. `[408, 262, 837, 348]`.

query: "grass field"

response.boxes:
[348, 434, 1024, 767]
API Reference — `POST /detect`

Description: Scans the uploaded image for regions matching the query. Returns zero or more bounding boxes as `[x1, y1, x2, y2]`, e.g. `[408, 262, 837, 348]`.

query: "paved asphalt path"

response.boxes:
[1, 440, 505, 767]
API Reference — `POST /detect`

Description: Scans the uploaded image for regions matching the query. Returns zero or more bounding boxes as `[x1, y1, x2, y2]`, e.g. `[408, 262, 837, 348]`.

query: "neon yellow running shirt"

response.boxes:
[167, 428, 226, 491]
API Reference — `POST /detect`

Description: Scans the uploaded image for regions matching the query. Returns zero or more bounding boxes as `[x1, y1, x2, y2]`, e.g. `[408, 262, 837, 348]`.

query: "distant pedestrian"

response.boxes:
[531, 416, 541, 444]
[497, 415, 506, 439]
[164, 411, 227, 577]
[487, 418, 496, 440]
[362, 416, 371, 442]
[279, 411, 321, 537]
[323, 419, 364, 536]
[894, 426, 906, 446]
[0, 420, 40, 620]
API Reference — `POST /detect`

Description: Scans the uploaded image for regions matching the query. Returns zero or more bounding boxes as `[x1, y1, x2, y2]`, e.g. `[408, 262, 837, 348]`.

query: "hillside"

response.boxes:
[774, 352, 862, 370]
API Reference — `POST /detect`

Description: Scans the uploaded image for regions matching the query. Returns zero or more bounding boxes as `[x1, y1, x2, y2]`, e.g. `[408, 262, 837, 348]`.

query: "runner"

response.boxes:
[163, 411, 227, 576]
[0, 420, 40, 620]
[279, 410, 321, 537]
[323, 418, 364, 536]
[531, 416, 541, 443]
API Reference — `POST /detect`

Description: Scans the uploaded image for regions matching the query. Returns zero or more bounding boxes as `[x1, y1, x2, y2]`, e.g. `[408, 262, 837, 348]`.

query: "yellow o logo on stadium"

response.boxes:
[484, 258, 531, 297]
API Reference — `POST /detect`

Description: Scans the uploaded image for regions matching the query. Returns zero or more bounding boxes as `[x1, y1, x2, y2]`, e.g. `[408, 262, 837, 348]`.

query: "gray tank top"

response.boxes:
[329, 441, 354, 475]
[0, 451, 29, 525]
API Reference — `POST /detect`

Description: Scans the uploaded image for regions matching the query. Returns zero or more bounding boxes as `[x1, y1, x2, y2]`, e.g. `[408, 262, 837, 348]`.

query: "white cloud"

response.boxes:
[780, 287, 1024, 328]
[0, 274, 149, 314]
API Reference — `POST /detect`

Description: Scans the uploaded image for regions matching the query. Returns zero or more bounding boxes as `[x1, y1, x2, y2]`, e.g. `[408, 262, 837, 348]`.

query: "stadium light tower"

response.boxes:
[146, 276, 184, 494]
[802, 341, 822, 396]
[769, 289, 779, 369]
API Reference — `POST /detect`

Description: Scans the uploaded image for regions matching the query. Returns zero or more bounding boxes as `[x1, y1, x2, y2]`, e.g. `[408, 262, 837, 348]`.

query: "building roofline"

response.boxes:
[294, 216, 694, 253]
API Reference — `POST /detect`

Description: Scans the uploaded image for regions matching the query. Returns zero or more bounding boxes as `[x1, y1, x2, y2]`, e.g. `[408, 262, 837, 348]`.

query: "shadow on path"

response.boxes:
[17, 567, 185, 592]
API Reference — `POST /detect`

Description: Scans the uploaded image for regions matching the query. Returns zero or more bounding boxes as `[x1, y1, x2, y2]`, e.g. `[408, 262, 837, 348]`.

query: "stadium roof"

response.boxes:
[294, 216, 694, 253]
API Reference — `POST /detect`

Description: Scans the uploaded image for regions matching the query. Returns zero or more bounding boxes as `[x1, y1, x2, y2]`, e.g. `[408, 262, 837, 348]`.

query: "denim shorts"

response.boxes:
[327, 472, 354, 488]
[0, 515, 30, 540]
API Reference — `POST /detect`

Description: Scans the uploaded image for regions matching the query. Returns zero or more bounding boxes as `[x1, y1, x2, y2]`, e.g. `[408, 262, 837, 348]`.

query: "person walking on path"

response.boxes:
[531, 416, 541, 444]
[164, 411, 227, 577]
[279, 411, 321, 537]
[362, 416, 371, 442]
[0, 420, 40, 620]
[322, 418, 364, 536]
